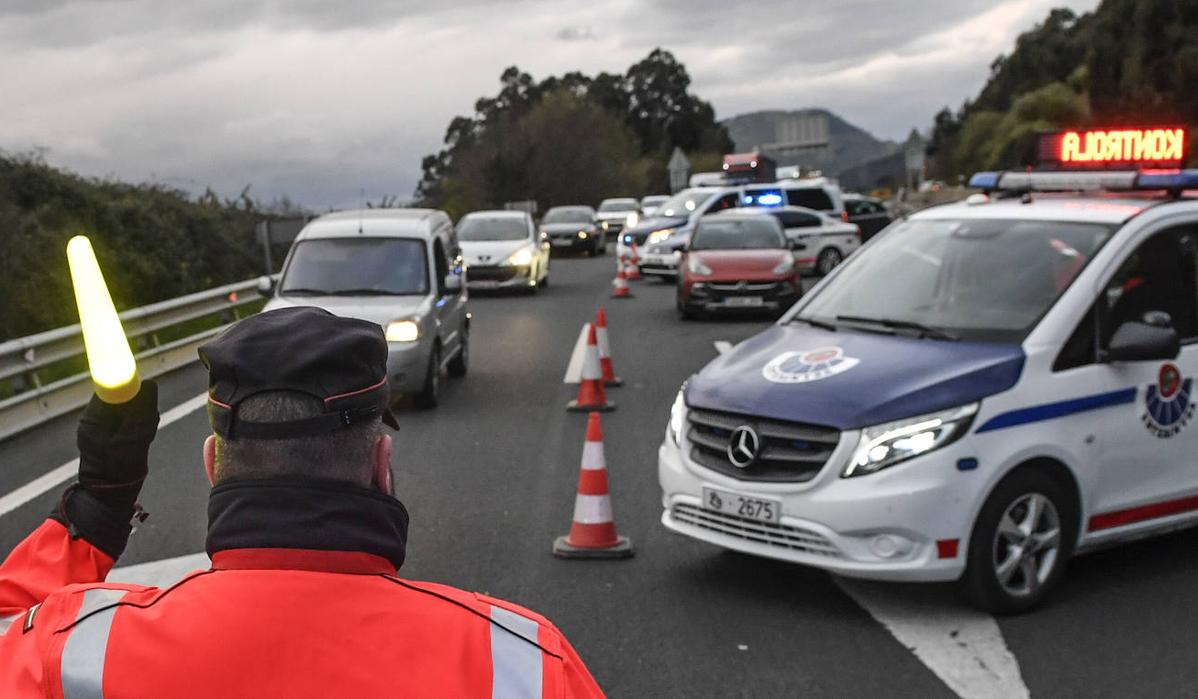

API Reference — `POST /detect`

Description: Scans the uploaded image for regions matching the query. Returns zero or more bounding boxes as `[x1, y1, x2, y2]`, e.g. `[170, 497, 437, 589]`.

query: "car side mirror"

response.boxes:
[256, 275, 275, 296]
[790, 240, 807, 251]
[443, 274, 463, 294]
[1107, 319, 1180, 362]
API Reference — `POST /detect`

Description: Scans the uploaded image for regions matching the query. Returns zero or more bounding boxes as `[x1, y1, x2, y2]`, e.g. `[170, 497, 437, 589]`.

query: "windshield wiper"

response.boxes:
[325, 288, 404, 296]
[835, 315, 958, 341]
[280, 287, 332, 296]
[789, 316, 837, 332]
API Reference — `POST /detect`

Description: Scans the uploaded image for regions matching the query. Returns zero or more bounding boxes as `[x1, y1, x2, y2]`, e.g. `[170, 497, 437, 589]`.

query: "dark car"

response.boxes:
[540, 206, 604, 256]
[843, 194, 894, 242]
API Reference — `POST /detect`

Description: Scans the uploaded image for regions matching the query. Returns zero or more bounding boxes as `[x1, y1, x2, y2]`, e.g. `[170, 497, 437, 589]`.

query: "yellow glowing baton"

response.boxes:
[67, 235, 141, 404]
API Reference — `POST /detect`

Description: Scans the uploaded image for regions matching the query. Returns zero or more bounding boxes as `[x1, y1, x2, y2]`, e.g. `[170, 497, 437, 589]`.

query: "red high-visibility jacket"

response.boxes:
[0, 519, 603, 698]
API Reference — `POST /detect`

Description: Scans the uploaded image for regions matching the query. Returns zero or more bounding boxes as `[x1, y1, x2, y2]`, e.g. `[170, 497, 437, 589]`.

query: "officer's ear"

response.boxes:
[370, 433, 393, 495]
[203, 435, 217, 487]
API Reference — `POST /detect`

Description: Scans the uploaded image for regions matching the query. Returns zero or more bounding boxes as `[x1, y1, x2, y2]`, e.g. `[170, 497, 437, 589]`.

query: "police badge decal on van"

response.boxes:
[1142, 362, 1195, 438]
[762, 347, 859, 384]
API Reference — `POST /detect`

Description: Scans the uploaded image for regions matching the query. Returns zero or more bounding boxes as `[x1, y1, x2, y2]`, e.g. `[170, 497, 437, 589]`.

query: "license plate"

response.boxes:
[472, 280, 500, 288]
[724, 296, 763, 307]
[702, 487, 781, 524]
[551, 238, 573, 247]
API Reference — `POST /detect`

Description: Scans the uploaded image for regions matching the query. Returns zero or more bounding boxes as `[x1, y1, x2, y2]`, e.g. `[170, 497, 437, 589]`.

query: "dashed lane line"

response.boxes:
[0, 392, 209, 519]
[836, 578, 1030, 699]
[562, 324, 589, 384]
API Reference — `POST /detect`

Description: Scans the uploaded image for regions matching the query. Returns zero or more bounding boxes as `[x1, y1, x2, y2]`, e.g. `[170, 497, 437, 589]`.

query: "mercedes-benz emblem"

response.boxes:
[726, 425, 760, 469]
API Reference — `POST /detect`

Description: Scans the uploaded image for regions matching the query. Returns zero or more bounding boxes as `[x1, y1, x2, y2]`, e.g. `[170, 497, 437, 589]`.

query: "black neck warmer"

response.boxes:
[206, 477, 409, 570]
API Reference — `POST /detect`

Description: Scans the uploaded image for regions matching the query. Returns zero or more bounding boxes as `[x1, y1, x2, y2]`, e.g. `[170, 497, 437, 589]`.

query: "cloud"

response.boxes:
[0, 0, 1100, 209]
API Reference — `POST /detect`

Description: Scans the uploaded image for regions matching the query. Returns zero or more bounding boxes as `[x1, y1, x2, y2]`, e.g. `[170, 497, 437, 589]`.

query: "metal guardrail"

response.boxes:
[0, 277, 274, 442]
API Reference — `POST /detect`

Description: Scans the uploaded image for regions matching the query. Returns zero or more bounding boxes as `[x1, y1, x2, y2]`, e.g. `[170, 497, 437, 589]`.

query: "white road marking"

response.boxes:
[836, 579, 1029, 699]
[108, 552, 210, 588]
[563, 324, 589, 384]
[0, 392, 209, 518]
[713, 341, 734, 355]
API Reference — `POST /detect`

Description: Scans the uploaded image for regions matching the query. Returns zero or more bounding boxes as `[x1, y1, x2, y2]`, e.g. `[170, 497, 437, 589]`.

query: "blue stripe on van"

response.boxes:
[975, 388, 1137, 433]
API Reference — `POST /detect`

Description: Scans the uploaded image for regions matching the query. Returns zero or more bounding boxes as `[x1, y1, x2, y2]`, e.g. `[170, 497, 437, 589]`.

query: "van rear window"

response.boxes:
[787, 189, 834, 211]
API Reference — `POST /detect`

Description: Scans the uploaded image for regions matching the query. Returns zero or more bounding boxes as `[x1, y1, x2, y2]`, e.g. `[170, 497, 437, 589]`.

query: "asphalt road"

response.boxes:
[4, 250, 1198, 697]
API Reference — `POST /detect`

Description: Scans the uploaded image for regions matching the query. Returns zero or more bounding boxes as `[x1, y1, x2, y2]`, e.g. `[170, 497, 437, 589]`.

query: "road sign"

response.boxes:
[668, 148, 690, 193]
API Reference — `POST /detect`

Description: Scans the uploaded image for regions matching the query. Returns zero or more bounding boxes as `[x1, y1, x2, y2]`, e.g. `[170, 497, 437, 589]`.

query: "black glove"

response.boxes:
[53, 380, 160, 559]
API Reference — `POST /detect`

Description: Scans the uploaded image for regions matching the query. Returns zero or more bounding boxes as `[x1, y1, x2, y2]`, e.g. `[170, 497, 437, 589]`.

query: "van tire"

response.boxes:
[414, 345, 441, 409]
[960, 468, 1075, 615]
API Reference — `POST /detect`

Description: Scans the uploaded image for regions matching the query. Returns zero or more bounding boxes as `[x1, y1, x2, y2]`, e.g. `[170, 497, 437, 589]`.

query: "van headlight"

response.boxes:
[844, 403, 978, 477]
[385, 319, 420, 343]
[668, 387, 687, 445]
[506, 247, 534, 266]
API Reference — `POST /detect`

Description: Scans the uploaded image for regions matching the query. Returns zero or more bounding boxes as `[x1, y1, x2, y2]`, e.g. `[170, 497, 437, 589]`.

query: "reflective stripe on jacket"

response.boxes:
[0, 519, 604, 698]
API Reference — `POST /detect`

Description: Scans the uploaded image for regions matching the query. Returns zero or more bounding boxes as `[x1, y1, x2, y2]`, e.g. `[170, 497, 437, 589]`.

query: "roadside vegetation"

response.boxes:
[928, 0, 1198, 180]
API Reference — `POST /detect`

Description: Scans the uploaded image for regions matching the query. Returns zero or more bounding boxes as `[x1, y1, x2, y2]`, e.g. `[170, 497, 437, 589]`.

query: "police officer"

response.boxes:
[0, 307, 603, 697]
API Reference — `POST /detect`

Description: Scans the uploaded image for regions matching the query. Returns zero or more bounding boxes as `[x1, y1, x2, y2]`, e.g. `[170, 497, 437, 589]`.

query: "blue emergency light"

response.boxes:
[969, 169, 1198, 193]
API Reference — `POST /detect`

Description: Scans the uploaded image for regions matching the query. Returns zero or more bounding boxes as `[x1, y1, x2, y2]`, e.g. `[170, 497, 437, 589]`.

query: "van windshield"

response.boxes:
[656, 190, 716, 218]
[281, 238, 429, 296]
[796, 218, 1113, 342]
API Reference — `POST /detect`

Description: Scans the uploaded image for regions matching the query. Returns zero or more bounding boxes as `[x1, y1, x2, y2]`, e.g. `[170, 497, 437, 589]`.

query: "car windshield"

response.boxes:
[599, 200, 637, 212]
[281, 238, 429, 296]
[457, 216, 528, 241]
[656, 190, 716, 218]
[691, 219, 786, 250]
[797, 218, 1114, 342]
[543, 208, 593, 224]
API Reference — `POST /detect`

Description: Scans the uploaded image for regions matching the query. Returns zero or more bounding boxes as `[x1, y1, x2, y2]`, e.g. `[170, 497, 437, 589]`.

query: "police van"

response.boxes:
[658, 126, 1198, 612]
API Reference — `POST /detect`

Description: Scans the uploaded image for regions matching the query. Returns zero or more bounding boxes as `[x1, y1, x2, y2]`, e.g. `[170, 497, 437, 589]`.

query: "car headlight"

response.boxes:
[601, 221, 610, 230]
[578, 230, 589, 239]
[506, 247, 534, 266]
[385, 319, 420, 343]
[647, 228, 675, 244]
[772, 256, 795, 275]
[626, 213, 639, 228]
[687, 256, 712, 275]
[668, 386, 687, 445]
[844, 403, 978, 477]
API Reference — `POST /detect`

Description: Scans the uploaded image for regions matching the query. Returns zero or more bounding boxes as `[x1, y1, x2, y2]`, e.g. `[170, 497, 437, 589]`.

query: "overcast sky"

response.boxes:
[0, 0, 1099, 209]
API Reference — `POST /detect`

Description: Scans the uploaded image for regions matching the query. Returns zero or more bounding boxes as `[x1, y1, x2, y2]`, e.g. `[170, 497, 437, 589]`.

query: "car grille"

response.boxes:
[671, 503, 841, 557]
[468, 265, 519, 282]
[706, 281, 783, 294]
[686, 408, 840, 483]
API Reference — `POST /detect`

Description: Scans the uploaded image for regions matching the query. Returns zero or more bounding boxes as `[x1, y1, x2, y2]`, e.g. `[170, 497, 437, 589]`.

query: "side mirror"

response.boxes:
[443, 274, 463, 294]
[790, 240, 807, 251]
[256, 275, 275, 296]
[1107, 320, 1180, 362]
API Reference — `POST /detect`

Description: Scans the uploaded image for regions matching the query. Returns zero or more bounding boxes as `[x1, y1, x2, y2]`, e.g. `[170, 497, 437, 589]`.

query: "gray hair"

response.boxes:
[213, 391, 383, 486]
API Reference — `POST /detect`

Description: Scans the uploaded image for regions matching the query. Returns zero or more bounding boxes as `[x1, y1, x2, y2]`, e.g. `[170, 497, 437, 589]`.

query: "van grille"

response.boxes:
[686, 408, 839, 483]
[671, 503, 840, 557]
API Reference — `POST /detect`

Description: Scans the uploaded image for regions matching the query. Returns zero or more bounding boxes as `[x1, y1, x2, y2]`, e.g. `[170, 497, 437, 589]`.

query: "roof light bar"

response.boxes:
[969, 169, 1198, 193]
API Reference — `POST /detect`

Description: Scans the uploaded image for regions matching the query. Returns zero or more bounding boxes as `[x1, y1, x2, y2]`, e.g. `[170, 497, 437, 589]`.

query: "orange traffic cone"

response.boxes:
[567, 324, 615, 412]
[626, 243, 642, 280]
[553, 412, 633, 559]
[611, 268, 633, 298]
[595, 307, 622, 387]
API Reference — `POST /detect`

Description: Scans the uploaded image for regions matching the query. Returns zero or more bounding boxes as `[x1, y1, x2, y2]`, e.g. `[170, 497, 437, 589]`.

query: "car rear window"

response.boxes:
[786, 189, 834, 211]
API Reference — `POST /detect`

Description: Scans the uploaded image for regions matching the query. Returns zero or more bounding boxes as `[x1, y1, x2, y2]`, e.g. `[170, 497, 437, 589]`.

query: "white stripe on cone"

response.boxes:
[595, 325, 611, 359]
[572, 494, 614, 524]
[581, 441, 605, 470]
[581, 325, 603, 380]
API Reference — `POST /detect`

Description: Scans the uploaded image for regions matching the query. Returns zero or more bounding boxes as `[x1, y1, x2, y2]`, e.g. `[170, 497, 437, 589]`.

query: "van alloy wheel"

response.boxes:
[992, 493, 1061, 599]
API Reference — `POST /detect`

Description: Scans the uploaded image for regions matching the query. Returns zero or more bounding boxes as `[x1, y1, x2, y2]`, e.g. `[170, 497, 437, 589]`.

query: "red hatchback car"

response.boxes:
[676, 212, 802, 319]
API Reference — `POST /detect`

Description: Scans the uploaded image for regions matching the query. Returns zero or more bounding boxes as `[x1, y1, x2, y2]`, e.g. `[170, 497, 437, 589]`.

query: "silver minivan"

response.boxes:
[259, 209, 469, 409]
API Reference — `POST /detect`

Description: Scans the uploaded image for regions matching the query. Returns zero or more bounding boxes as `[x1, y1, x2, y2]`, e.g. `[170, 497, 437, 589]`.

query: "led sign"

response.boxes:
[1038, 127, 1187, 169]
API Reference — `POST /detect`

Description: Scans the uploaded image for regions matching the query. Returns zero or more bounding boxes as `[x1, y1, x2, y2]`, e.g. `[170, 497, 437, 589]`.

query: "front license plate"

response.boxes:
[724, 296, 763, 307]
[551, 239, 573, 247]
[473, 280, 500, 288]
[702, 487, 781, 524]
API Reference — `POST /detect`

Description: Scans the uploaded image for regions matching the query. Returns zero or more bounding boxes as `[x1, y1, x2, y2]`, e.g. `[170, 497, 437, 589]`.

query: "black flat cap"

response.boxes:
[199, 306, 399, 440]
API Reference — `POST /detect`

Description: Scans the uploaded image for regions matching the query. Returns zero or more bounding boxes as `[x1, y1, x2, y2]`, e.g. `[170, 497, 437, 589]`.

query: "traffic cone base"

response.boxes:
[611, 270, 633, 298]
[553, 534, 633, 559]
[568, 323, 615, 411]
[567, 399, 615, 412]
